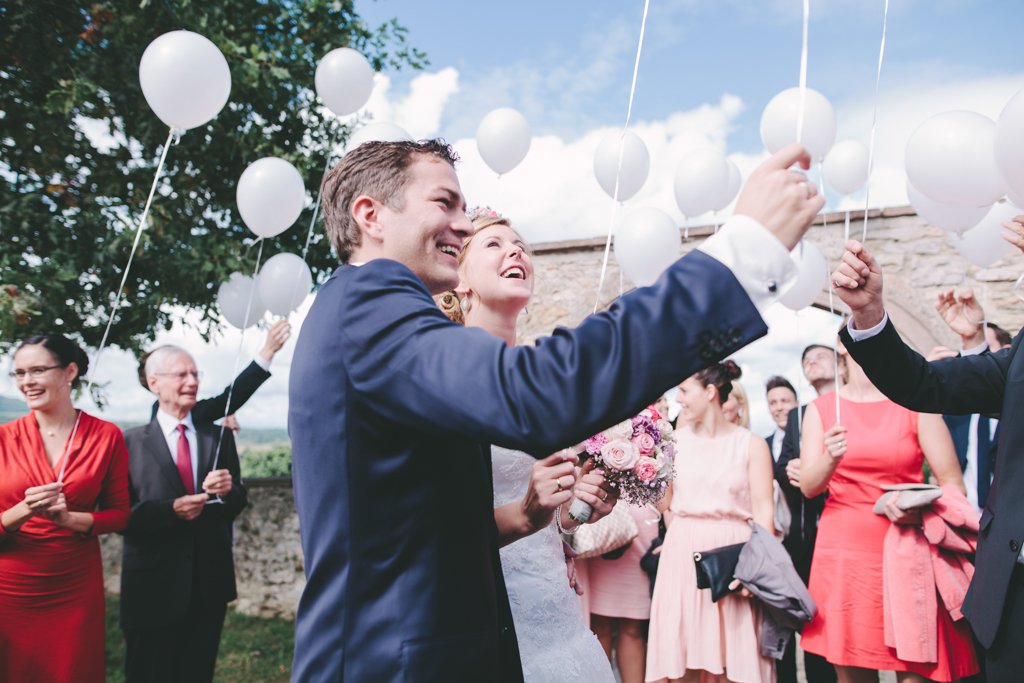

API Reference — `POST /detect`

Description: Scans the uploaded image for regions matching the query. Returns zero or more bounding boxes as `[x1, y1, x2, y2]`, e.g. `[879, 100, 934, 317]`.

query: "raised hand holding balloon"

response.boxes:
[92, 31, 233, 378]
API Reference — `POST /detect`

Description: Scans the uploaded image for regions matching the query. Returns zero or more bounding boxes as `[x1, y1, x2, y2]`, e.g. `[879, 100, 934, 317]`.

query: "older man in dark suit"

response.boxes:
[832, 215, 1024, 683]
[120, 345, 248, 683]
[288, 138, 825, 683]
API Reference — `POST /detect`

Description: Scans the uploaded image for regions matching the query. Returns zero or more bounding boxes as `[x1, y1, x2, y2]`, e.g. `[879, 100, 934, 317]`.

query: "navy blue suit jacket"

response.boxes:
[288, 251, 768, 683]
[841, 319, 1022, 648]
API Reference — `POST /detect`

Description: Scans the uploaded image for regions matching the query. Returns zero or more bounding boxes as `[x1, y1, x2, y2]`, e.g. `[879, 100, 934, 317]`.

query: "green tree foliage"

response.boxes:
[240, 443, 292, 478]
[0, 0, 425, 352]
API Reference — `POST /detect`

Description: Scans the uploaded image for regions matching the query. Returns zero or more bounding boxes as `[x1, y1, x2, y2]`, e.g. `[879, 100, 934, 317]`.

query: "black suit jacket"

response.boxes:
[775, 404, 827, 581]
[287, 252, 768, 683]
[119, 417, 248, 630]
[840, 319, 1022, 647]
[149, 360, 270, 423]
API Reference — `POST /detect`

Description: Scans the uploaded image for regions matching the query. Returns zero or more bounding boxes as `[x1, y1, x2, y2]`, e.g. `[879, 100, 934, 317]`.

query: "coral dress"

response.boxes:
[0, 412, 130, 683]
[800, 394, 978, 680]
[646, 426, 774, 683]
[581, 503, 661, 620]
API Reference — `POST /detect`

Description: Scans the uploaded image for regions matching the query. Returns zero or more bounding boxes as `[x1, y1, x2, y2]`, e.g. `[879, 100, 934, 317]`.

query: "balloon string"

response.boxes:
[55, 409, 83, 486]
[861, 0, 890, 244]
[292, 132, 340, 319]
[91, 126, 178, 380]
[820, 162, 841, 426]
[845, 208, 851, 243]
[594, 0, 650, 314]
[796, 0, 809, 145]
[211, 238, 264, 481]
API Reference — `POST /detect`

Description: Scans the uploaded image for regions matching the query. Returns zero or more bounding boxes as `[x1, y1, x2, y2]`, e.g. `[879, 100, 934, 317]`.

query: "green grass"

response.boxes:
[105, 595, 294, 682]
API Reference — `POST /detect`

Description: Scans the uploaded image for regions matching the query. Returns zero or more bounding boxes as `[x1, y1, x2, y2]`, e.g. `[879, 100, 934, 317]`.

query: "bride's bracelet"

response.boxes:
[555, 504, 579, 535]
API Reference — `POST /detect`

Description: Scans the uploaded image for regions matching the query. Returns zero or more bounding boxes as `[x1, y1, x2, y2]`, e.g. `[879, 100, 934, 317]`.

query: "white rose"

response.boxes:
[657, 419, 674, 438]
[607, 420, 634, 440]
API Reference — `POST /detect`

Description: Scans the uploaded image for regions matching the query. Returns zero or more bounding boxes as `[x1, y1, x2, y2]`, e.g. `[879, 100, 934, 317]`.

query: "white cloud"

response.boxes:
[359, 67, 461, 140]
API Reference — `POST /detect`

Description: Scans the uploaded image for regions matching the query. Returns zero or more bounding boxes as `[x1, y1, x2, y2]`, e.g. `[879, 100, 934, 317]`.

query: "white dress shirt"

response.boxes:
[156, 409, 199, 494]
[699, 215, 798, 314]
[771, 425, 785, 462]
[253, 354, 271, 372]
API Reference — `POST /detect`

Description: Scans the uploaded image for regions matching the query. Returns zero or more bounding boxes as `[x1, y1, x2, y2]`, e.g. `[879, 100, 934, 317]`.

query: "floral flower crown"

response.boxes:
[466, 206, 502, 221]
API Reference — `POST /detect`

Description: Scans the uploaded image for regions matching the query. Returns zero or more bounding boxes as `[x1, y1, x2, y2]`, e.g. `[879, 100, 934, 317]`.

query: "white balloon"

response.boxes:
[139, 31, 231, 131]
[906, 179, 989, 233]
[614, 207, 682, 287]
[994, 87, 1024, 199]
[780, 240, 828, 311]
[217, 273, 266, 329]
[711, 160, 742, 212]
[345, 122, 413, 152]
[760, 87, 837, 161]
[949, 202, 1019, 267]
[236, 158, 306, 239]
[258, 253, 313, 315]
[823, 141, 869, 195]
[905, 111, 1008, 207]
[674, 149, 731, 218]
[1007, 188, 1024, 210]
[476, 108, 531, 175]
[315, 48, 375, 117]
[593, 130, 650, 202]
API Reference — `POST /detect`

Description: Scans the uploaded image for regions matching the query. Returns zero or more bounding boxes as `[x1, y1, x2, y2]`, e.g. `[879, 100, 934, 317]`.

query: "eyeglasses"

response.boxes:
[9, 365, 66, 380]
[154, 370, 203, 382]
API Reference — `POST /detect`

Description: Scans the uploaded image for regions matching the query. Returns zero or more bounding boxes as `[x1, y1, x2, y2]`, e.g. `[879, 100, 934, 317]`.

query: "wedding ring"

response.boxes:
[600, 490, 609, 502]
[799, 182, 817, 199]
[556, 477, 564, 492]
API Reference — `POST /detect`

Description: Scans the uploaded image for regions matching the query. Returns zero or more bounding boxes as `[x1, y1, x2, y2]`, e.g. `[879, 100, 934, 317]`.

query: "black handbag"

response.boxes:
[693, 542, 745, 602]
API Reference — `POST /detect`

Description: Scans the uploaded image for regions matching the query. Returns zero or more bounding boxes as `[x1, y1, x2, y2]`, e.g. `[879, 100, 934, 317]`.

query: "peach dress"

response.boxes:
[580, 504, 661, 621]
[646, 425, 774, 683]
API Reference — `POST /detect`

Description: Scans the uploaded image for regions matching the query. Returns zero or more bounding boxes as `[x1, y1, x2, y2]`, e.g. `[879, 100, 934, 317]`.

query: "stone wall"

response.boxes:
[100, 206, 1024, 619]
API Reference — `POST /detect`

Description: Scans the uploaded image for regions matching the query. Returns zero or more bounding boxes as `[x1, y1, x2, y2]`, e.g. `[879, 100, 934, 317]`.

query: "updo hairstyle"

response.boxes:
[433, 213, 533, 325]
[16, 334, 90, 390]
[693, 360, 742, 405]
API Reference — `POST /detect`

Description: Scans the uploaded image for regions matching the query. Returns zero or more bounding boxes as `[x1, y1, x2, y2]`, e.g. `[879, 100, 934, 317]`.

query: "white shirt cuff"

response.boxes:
[960, 340, 988, 357]
[847, 311, 888, 341]
[254, 354, 271, 372]
[697, 215, 797, 314]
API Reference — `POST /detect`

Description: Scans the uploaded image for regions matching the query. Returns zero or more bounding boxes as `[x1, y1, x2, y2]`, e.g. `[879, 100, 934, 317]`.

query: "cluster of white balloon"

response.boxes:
[608, 86, 865, 311]
[904, 88, 1024, 269]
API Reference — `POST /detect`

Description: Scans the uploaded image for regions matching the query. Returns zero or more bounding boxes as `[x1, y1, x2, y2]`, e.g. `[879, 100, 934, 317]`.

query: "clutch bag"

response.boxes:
[568, 501, 639, 560]
[694, 542, 745, 602]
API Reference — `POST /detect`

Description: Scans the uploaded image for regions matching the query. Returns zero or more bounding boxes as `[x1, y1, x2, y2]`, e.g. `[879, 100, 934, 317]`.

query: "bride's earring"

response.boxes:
[460, 297, 471, 313]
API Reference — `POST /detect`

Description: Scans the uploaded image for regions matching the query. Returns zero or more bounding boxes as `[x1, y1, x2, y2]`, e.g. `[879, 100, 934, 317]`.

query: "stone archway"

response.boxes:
[518, 206, 1024, 354]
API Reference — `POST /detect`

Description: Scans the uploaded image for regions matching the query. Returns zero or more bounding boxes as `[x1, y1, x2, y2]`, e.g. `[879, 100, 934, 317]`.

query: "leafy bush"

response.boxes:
[241, 444, 292, 479]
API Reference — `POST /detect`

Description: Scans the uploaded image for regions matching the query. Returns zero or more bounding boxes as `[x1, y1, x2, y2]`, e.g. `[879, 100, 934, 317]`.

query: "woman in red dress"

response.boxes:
[0, 334, 130, 683]
[799, 338, 978, 682]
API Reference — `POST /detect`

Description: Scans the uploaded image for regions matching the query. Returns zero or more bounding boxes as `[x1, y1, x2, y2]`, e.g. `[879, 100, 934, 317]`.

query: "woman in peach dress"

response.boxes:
[646, 362, 776, 683]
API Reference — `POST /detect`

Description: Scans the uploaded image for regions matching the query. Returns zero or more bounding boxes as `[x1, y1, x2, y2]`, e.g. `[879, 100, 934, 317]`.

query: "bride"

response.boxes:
[436, 208, 618, 683]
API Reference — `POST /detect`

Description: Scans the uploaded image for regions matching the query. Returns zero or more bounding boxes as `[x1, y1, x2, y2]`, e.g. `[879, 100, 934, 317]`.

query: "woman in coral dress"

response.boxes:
[647, 361, 776, 683]
[799, 339, 978, 682]
[0, 335, 130, 683]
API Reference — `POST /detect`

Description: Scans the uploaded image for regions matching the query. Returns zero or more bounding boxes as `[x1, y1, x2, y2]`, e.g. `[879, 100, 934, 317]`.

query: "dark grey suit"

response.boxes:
[120, 417, 247, 683]
[841, 319, 1023, 680]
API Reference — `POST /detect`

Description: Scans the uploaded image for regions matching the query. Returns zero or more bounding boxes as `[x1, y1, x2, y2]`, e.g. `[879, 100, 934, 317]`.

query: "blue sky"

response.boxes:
[4, 0, 1021, 434]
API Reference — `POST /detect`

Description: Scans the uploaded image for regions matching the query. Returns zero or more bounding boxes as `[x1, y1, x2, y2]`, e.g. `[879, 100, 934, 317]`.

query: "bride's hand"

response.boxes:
[574, 459, 619, 523]
[520, 451, 579, 534]
[563, 540, 584, 596]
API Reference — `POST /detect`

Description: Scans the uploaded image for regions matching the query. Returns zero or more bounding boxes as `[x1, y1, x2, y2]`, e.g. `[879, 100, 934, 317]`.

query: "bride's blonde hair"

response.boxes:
[434, 211, 533, 324]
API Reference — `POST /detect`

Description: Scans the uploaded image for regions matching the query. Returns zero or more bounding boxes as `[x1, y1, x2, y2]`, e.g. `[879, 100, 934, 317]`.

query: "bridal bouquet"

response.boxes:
[567, 406, 676, 524]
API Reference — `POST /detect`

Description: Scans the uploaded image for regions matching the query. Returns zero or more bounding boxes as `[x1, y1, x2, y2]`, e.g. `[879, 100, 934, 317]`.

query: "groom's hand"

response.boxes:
[575, 459, 619, 524]
[734, 143, 824, 251]
[832, 240, 885, 330]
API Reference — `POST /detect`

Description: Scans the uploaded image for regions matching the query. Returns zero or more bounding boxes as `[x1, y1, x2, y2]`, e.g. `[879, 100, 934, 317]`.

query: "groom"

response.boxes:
[288, 139, 823, 683]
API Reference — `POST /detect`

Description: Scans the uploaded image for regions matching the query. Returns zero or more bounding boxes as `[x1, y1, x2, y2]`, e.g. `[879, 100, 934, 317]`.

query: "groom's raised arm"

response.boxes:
[337, 243, 779, 455]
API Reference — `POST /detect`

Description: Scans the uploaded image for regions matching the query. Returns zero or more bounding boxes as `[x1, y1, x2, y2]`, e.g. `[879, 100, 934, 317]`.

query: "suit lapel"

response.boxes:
[144, 420, 187, 497]
[196, 423, 217, 478]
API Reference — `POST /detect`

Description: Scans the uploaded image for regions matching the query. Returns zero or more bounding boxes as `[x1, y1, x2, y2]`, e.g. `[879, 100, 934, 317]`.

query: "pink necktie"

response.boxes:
[176, 424, 195, 495]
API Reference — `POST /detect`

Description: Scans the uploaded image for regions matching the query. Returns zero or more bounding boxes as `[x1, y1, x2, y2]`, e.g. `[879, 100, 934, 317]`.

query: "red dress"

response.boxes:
[0, 412, 130, 683]
[800, 394, 978, 681]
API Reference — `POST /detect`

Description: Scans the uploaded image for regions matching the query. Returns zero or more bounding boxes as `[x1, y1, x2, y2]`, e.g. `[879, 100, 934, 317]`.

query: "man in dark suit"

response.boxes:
[774, 345, 839, 683]
[288, 139, 824, 683]
[139, 318, 291, 423]
[764, 375, 798, 460]
[121, 345, 248, 683]
[832, 221, 1024, 682]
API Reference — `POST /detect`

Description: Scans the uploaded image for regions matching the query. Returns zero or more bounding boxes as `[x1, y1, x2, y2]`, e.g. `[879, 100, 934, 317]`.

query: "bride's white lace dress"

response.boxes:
[491, 446, 616, 683]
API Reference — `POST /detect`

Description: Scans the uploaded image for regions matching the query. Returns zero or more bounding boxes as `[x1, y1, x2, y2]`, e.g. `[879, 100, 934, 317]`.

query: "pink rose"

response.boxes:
[600, 438, 640, 471]
[633, 457, 658, 483]
[633, 432, 656, 456]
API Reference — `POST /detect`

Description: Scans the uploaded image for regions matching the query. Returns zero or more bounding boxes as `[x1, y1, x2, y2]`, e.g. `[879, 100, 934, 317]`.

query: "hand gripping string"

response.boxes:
[91, 126, 179, 380]
[593, 0, 650, 314]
